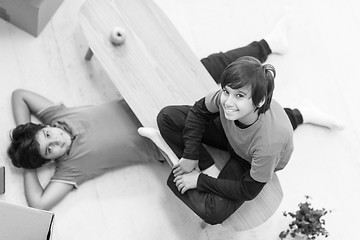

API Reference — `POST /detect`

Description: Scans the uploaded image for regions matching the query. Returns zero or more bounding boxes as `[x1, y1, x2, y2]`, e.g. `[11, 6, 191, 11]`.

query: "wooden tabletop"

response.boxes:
[79, 0, 218, 128]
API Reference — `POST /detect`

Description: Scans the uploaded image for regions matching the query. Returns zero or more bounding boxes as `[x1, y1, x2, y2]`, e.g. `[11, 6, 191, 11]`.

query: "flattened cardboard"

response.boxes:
[0, 200, 54, 240]
[0, 166, 4, 194]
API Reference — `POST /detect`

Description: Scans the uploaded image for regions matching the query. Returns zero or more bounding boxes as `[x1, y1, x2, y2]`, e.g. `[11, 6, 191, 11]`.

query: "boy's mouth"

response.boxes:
[224, 107, 238, 113]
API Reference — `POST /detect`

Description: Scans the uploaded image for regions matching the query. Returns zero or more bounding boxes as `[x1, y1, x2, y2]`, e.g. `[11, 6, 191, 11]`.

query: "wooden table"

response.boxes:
[79, 0, 218, 128]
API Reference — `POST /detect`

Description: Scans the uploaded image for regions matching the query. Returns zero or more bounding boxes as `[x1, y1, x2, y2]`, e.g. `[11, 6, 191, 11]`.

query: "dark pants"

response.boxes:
[158, 40, 303, 224]
[167, 157, 249, 224]
[201, 39, 272, 84]
[159, 105, 250, 224]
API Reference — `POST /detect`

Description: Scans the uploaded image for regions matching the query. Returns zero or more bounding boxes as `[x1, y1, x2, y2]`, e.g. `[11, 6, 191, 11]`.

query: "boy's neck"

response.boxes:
[235, 113, 260, 129]
[234, 120, 249, 129]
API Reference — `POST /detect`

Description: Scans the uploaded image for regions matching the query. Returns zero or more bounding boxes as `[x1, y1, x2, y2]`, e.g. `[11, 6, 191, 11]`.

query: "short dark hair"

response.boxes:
[220, 56, 276, 114]
[7, 122, 50, 169]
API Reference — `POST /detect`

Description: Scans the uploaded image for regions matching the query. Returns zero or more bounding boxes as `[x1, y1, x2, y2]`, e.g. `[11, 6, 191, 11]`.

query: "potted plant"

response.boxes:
[279, 196, 331, 240]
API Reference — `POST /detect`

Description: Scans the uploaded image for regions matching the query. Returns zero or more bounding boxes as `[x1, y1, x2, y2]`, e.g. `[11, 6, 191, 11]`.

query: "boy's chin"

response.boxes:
[224, 114, 238, 121]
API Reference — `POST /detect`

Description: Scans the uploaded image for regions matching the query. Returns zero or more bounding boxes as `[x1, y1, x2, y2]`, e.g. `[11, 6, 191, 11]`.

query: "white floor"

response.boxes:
[1, 0, 359, 239]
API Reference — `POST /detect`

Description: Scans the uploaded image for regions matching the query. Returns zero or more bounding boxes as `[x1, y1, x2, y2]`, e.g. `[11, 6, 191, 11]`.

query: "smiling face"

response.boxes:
[220, 56, 275, 116]
[220, 85, 264, 126]
[35, 126, 72, 160]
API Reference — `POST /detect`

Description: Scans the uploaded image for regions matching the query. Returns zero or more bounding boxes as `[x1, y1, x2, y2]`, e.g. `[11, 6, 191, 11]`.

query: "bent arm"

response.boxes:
[11, 90, 71, 209]
[24, 170, 74, 210]
[11, 89, 54, 125]
[182, 97, 219, 160]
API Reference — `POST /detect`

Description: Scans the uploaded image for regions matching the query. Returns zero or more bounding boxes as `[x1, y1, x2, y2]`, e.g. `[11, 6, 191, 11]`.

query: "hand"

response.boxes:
[173, 158, 198, 177]
[174, 170, 200, 194]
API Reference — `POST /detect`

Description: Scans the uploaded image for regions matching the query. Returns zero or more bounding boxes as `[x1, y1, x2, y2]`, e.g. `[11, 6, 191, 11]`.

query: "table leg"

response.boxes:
[85, 47, 94, 60]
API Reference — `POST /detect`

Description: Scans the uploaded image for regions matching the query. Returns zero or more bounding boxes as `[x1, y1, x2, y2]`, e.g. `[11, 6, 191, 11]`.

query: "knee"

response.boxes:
[203, 213, 227, 225]
[202, 195, 239, 225]
[157, 106, 169, 121]
[157, 106, 172, 129]
[157, 105, 182, 133]
[167, 173, 209, 219]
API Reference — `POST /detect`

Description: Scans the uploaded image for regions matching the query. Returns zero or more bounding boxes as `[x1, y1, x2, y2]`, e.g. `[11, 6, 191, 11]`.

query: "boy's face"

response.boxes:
[220, 85, 258, 125]
[35, 126, 72, 160]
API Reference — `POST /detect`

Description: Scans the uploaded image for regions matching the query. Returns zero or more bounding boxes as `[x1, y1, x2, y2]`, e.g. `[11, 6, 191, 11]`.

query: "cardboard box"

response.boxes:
[0, 166, 4, 194]
[0, 200, 54, 240]
[0, 0, 64, 37]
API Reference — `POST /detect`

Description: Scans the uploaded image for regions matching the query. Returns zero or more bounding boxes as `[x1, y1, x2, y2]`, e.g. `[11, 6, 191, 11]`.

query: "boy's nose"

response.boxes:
[50, 140, 59, 146]
[51, 137, 62, 146]
[225, 95, 235, 105]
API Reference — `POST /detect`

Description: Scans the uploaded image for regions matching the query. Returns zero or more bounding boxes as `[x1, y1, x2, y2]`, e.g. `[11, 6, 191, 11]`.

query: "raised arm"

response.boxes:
[24, 171, 74, 210]
[173, 97, 219, 175]
[11, 89, 55, 125]
[10, 89, 74, 210]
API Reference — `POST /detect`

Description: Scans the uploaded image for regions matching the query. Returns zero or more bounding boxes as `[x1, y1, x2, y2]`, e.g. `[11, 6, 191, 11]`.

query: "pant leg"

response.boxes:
[284, 108, 304, 130]
[156, 105, 189, 159]
[167, 157, 250, 225]
[201, 40, 272, 84]
[157, 105, 228, 170]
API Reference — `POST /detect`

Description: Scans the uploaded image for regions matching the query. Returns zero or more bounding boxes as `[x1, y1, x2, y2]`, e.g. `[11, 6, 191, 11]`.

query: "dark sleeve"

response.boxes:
[182, 97, 219, 160]
[197, 171, 266, 201]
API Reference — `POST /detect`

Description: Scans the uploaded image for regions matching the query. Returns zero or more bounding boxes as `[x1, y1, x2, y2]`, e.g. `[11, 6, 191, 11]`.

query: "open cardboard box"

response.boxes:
[0, 200, 54, 240]
[0, 0, 64, 37]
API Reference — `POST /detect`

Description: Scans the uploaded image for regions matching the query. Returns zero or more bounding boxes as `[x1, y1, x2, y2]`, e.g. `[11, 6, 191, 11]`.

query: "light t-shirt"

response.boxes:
[205, 90, 294, 182]
[37, 100, 162, 187]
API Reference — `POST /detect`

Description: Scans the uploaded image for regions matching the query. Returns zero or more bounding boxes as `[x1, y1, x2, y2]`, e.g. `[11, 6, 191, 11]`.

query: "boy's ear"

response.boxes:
[257, 98, 266, 108]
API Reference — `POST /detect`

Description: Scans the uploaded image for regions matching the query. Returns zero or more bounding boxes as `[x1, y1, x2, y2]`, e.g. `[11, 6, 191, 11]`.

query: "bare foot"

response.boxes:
[264, 15, 291, 55]
[138, 127, 179, 166]
[298, 103, 345, 130]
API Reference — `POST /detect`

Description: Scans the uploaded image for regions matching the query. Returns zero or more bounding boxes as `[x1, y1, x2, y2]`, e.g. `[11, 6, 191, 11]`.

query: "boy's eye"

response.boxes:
[47, 146, 52, 154]
[46, 131, 50, 137]
[236, 94, 244, 98]
[222, 88, 229, 94]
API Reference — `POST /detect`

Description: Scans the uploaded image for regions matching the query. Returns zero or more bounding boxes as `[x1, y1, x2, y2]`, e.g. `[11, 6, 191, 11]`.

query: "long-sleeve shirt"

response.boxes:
[182, 90, 294, 201]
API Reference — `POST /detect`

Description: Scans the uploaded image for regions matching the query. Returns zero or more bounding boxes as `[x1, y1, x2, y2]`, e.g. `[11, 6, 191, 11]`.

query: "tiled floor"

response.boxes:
[0, 0, 359, 239]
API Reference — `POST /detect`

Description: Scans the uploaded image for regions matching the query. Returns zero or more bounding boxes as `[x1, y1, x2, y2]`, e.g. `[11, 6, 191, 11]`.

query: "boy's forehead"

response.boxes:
[35, 126, 51, 138]
[225, 85, 251, 94]
[44, 126, 58, 130]
[35, 128, 44, 139]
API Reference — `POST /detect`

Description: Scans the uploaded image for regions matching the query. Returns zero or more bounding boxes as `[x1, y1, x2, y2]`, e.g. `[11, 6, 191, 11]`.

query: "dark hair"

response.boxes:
[7, 122, 50, 169]
[220, 56, 276, 114]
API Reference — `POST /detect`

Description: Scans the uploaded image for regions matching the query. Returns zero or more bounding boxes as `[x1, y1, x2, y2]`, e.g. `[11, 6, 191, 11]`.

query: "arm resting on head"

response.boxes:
[24, 169, 74, 210]
[10, 90, 73, 209]
[11, 89, 55, 125]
